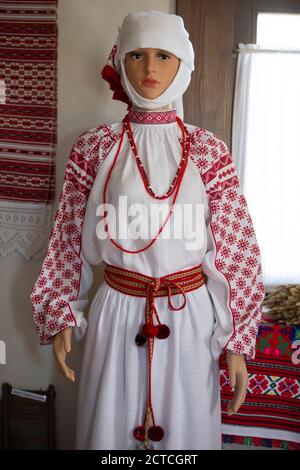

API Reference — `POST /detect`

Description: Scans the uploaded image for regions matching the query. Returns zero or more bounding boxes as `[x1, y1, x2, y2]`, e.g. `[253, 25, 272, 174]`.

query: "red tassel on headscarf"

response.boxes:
[101, 64, 132, 109]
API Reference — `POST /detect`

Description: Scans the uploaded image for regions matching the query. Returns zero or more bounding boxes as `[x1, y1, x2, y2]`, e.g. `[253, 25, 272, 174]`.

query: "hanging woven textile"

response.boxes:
[0, 0, 58, 260]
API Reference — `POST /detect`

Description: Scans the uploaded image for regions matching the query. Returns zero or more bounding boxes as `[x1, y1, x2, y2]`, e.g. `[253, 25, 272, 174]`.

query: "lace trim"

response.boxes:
[0, 201, 53, 261]
[127, 109, 177, 125]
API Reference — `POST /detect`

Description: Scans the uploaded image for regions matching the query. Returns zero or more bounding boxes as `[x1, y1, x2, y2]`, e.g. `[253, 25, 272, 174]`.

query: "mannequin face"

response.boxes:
[125, 48, 180, 100]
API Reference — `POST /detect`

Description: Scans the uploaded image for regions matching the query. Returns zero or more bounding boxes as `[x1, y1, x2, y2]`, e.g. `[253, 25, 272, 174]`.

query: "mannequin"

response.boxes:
[31, 10, 264, 450]
[53, 47, 248, 418]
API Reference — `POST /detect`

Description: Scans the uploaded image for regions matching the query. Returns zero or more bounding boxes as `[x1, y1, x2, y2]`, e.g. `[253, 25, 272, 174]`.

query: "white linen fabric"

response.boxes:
[75, 112, 222, 449]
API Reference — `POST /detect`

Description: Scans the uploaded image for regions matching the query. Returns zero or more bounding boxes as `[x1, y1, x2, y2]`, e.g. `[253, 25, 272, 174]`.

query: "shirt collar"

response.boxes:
[126, 108, 177, 125]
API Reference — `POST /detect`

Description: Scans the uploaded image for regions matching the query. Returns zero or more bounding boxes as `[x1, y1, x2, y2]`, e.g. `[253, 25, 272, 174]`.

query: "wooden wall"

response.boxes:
[177, 0, 236, 147]
[177, 0, 300, 151]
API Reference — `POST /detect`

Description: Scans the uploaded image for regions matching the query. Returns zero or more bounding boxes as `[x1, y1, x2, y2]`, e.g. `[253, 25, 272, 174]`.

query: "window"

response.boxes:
[257, 12, 300, 48]
[233, 13, 300, 287]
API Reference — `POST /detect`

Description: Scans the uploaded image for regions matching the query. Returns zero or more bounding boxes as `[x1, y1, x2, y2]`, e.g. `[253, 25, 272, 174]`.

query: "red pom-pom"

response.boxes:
[142, 323, 159, 337]
[156, 324, 170, 339]
[133, 425, 145, 441]
[148, 425, 164, 442]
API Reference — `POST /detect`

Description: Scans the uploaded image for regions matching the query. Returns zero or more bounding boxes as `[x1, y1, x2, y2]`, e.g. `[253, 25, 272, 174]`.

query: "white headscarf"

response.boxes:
[101, 10, 195, 120]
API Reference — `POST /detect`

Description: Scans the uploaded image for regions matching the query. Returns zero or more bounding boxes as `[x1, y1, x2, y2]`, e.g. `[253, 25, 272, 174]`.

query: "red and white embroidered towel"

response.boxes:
[0, 0, 57, 259]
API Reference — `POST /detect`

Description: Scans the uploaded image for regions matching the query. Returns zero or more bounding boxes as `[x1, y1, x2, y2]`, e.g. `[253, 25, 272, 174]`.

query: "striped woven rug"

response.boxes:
[220, 316, 300, 450]
[0, 0, 57, 259]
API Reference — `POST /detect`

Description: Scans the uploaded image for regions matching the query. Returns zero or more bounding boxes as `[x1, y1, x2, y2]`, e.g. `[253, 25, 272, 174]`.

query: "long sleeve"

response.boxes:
[193, 128, 265, 361]
[30, 125, 110, 345]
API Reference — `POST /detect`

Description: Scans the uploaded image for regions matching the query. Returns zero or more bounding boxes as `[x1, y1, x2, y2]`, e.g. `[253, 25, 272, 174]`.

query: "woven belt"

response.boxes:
[103, 262, 205, 449]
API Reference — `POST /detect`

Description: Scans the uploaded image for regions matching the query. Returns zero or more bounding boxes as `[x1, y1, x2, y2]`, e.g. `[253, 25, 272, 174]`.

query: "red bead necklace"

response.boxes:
[123, 114, 187, 200]
[102, 113, 191, 254]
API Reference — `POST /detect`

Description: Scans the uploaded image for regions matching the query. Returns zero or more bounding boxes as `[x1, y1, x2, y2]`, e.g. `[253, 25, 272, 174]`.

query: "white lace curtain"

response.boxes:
[232, 43, 300, 286]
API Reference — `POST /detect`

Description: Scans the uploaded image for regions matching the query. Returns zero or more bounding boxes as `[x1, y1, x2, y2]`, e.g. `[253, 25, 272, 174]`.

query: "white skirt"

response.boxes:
[75, 279, 222, 450]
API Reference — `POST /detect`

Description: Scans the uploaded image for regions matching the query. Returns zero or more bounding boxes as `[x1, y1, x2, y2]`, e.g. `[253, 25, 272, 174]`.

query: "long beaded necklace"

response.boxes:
[102, 113, 191, 254]
[123, 114, 187, 200]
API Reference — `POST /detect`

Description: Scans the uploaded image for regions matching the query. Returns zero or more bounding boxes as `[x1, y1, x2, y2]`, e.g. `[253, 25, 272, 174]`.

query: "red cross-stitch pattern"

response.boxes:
[189, 127, 265, 360]
[126, 109, 177, 125]
[30, 124, 121, 344]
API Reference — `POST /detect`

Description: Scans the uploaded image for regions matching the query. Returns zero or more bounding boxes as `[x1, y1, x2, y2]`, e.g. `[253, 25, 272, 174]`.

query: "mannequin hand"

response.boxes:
[53, 327, 75, 382]
[226, 352, 248, 416]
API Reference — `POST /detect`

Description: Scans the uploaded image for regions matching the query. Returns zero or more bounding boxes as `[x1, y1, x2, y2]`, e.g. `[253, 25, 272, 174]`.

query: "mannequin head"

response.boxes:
[101, 10, 195, 117]
[125, 48, 180, 100]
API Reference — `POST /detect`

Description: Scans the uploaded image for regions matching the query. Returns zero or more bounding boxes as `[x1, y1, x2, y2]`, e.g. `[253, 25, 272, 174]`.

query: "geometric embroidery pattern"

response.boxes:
[0, 0, 58, 203]
[220, 326, 300, 447]
[30, 124, 121, 343]
[189, 127, 265, 359]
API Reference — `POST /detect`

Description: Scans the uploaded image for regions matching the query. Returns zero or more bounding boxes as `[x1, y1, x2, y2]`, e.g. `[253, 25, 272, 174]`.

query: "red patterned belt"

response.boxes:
[103, 262, 205, 449]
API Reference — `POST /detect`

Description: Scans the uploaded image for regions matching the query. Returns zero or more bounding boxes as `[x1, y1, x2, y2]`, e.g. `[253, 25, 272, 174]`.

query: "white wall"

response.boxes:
[0, 0, 175, 450]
